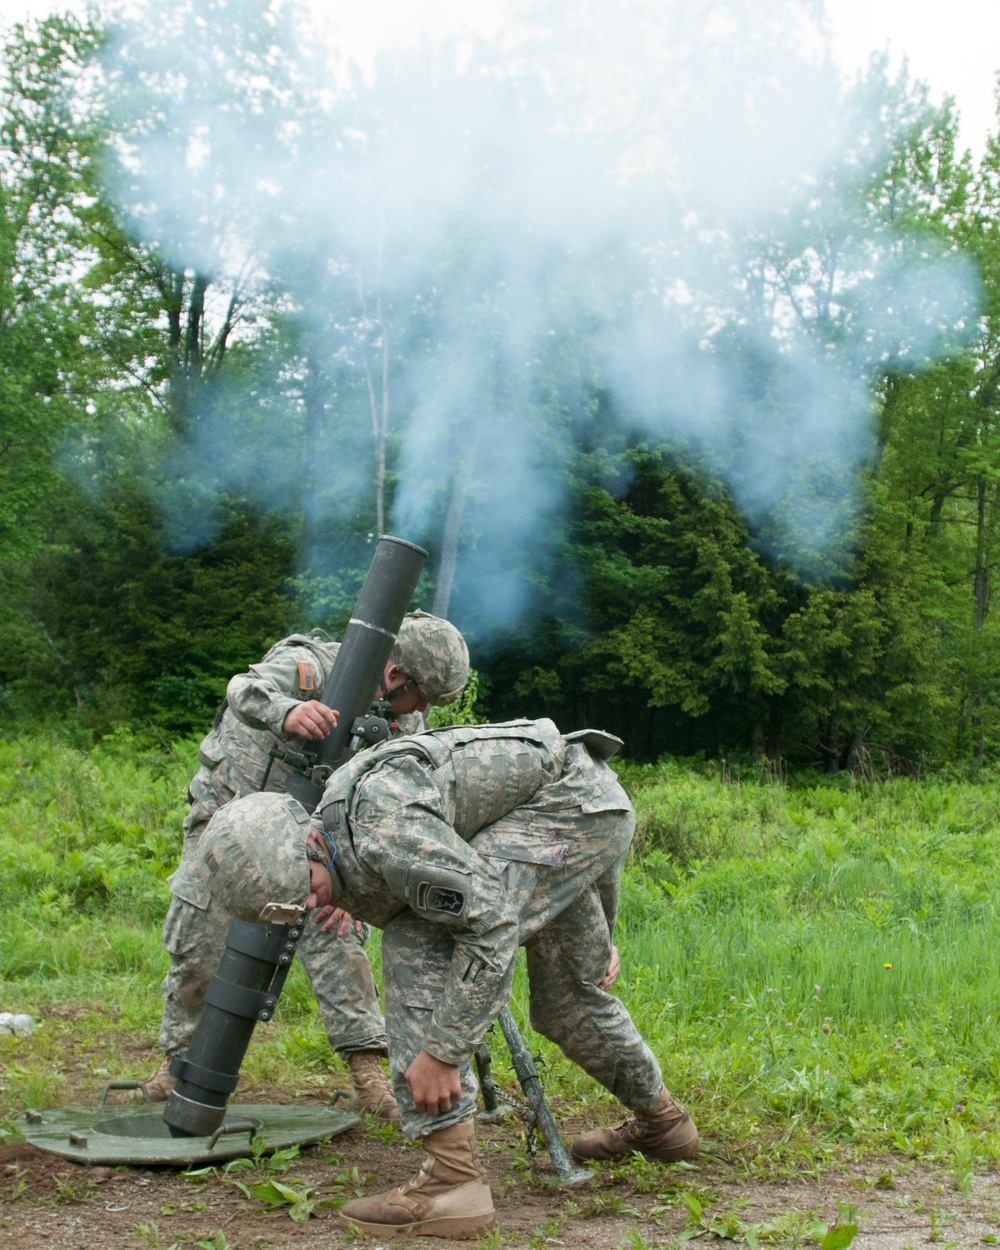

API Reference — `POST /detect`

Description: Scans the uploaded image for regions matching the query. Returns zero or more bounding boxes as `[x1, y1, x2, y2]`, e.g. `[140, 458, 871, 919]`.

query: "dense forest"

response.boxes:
[3, 3, 1000, 774]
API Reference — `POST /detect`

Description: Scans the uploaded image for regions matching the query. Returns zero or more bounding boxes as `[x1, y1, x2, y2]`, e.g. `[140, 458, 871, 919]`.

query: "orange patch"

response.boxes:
[297, 660, 315, 691]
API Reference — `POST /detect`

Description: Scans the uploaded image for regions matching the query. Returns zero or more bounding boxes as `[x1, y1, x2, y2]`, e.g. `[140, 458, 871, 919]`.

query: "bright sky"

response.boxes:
[826, 0, 999, 158]
[1, 0, 997, 157]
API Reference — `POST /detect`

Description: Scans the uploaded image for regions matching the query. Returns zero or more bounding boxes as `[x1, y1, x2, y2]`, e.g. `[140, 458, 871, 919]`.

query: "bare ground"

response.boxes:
[2, 1101, 999, 1249]
[2, 1017, 996, 1248]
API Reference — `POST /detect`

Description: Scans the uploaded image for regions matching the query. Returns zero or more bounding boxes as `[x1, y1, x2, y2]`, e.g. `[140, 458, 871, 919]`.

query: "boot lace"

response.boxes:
[613, 1093, 684, 1146]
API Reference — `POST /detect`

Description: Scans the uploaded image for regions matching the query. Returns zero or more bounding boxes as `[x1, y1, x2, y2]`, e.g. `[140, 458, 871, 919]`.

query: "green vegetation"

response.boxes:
[1, 12, 1000, 774]
[530, 759, 1000, 1180]
[2, 736, 999, 1190]
[2, 10, 996, 1246]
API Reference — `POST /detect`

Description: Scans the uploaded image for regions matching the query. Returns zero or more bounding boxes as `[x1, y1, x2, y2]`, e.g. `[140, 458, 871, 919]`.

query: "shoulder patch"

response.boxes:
[297, 660, 315, 692]
[415, 881, 466, 916]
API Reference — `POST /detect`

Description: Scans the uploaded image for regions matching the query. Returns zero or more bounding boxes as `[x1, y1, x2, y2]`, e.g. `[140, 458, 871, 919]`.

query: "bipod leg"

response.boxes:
[473, 1038, 505, 1121]
[496, 1006, 592, 1186]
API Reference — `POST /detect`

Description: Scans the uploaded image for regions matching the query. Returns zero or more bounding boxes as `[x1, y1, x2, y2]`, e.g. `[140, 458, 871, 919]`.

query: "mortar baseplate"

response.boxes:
[23, 1088, 358, 1167]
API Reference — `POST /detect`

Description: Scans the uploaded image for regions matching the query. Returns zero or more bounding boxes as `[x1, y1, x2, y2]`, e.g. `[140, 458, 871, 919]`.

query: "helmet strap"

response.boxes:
[306, 826, 337, 874]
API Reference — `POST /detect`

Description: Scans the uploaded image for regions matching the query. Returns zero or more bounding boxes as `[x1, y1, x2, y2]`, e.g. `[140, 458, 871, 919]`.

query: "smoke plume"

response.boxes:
[96, 0, 977, 623]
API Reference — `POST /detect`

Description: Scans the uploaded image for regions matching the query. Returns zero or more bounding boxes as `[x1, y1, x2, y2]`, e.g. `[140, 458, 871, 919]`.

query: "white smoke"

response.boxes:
[96, 0, 977, 617]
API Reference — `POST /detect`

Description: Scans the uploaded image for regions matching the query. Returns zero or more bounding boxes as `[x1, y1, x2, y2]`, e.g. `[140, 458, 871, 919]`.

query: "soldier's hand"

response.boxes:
[405, 1050, 462, 1116]
[283, 700, 339, 739]
[313, 906, 363, 937]
[598, 944, 621, 991]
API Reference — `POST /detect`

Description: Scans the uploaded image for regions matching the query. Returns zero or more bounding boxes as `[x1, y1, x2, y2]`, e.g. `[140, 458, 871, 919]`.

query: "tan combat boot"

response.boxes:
[347, 1050, 400, 1126]
[571, 1086, 699, 1164]
[338, 1119, 496, 1239]
[141, 1058, 176, 1103]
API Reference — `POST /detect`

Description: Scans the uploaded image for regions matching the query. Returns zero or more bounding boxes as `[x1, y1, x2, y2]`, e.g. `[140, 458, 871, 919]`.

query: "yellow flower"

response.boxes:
[883, 962, 893, 969]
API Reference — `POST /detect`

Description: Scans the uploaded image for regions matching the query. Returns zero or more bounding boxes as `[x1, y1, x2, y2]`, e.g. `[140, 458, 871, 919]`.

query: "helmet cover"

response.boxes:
[394, 610, 470, 706]
[201, 792, 312, 924]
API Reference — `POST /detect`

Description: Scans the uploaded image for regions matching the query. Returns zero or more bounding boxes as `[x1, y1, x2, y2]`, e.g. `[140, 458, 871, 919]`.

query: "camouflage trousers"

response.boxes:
[158, 879, 388, 1060]
[382, 796, 663, 1140]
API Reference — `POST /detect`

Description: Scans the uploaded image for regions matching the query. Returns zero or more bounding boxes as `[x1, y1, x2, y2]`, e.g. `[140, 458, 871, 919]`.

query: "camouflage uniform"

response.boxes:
[159, 631, 392, 1059]
[320, 720, 663, 1139]
[203, 720, 665, 1141]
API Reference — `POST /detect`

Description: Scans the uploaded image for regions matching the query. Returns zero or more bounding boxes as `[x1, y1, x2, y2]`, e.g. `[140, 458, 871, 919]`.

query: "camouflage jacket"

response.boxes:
[318, 720, 629, 1064]
[193, 633, 343, 809]
[171, 632, 420, 907]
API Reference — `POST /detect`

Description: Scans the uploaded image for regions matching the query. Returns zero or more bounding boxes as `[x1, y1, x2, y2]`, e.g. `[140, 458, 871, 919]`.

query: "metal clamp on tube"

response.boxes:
[163, 918, 302, 1138]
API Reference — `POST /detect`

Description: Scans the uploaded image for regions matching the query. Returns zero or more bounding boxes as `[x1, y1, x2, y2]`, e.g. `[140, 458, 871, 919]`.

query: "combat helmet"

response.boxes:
[394, 610, 470, 706]
[200, 792, 318, 925]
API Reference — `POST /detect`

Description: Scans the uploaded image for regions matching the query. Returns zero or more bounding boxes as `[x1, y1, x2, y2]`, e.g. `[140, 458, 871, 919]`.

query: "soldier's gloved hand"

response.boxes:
[405, 1050, 462, 1116]
[283, 700, 339, 739]
[598, 944, 620, 992]
[312, 905, 363, 937]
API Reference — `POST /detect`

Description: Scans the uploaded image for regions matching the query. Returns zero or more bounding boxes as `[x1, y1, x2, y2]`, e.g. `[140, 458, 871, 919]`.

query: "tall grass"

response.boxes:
[3, 736, 1000, 1172]
[0, 730, 194, 923]
[520, 764, 1000, 1169]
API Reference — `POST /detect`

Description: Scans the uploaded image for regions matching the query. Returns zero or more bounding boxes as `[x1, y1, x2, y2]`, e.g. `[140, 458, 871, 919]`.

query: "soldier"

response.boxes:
[200, 719, 699, 1240]
[146, 610, 470, 1127]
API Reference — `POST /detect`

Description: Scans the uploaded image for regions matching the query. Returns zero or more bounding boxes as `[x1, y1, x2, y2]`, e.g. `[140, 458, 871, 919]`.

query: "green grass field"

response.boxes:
[2, 734, 999, 1187]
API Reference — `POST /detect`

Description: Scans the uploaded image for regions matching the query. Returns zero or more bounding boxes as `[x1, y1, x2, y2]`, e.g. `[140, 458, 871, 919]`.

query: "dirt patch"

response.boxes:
[0, 1142, 127, 1203]
[2, 1109, 999, 1249]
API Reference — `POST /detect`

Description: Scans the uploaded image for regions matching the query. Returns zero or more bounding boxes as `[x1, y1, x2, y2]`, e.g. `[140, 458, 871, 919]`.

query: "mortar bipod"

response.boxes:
[474, 1005, 592, 1186]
